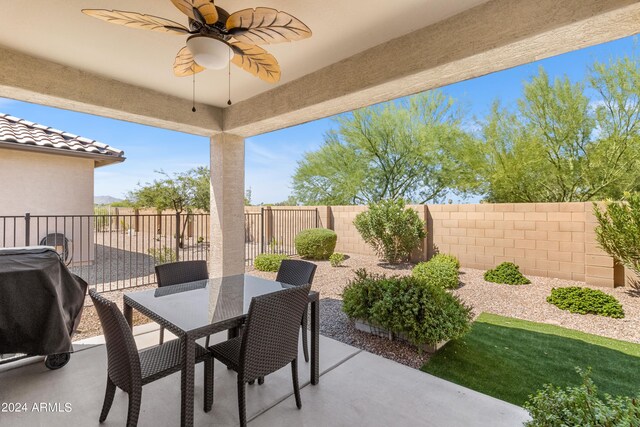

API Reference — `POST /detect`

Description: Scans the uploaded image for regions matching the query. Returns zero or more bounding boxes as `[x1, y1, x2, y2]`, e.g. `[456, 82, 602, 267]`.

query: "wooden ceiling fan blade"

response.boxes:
[226, 7, 312, 45]
[230, 42, 281, 83]
[82, 9, 189, 35]
[194, 0, 218, 25]
[170, 0, 196, 21]
[170, 0, 218, 25]
[173, 47, 206, 76]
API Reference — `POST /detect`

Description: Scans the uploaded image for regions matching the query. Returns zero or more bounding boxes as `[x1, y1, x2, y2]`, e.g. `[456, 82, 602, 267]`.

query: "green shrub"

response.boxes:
[147, 247, 176, 265]
[432, 253, 460, 269]
[412, 255, 460, 289]
[524, 368, 640, 427]
[329, 252, 345, 267]
[342, 270, 472, 347]
[342, 269, 387, 321]
[295, 228, 337, 260]
[547, 287, 624, 318]
[484, 262, 530, 285]
[594, 193, 640, 276]
[353, 199, 426, 264]
[254, 253, 288, 272]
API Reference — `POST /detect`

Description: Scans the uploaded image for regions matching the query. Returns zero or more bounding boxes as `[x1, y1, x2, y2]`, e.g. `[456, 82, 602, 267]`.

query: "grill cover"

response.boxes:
[0, 247, 87, 355]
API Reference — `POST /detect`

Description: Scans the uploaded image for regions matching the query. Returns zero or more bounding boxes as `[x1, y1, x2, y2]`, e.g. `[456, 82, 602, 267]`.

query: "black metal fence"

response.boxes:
[245, 208, 319, 263]
[0, 212, 210, 292]
[0, 208, 319, 292]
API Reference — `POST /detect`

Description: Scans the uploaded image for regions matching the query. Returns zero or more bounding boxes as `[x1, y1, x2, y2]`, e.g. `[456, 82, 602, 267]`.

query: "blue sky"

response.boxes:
[1, 36, 637, 204]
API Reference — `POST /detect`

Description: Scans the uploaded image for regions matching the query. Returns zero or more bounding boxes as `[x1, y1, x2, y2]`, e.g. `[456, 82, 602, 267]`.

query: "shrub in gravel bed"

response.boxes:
[412, 254, 460, 289]
[546, 287, 624, 318]
[295, 228, 337, 260]
[524, 368, 640, 427]
[329, 252, 345, 267]
[254, 253, 288, 272]
[484, 262, 530, 285]
[434, 253, 460, 269]
[353, 199, 426, 264]
[148, 246, 177, 264]
[342, 269, 472, 347]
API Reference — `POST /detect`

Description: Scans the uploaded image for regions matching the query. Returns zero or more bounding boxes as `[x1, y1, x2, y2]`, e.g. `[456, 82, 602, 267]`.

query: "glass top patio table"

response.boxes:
[122, 273, 320, 427]
[124, 274, 309, 334]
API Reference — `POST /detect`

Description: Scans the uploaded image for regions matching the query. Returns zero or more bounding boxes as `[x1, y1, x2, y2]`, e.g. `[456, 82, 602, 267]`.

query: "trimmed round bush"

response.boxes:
[546, 287, 624, 318]
[484, 262, 530, 285]
[295, 228, 337, 260]
[254, 253, 288, 272]
[412, 254, 460, 289]
[432, 253, 460, 269]
[342, 269, 472, 347]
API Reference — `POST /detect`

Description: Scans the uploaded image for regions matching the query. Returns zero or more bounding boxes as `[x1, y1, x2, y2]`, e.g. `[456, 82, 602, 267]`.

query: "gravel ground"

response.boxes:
[248, 254, 640, 369]
[75, 253, 640, 370]
[453, 268, 640, 344]
[74, 285, 155, 341]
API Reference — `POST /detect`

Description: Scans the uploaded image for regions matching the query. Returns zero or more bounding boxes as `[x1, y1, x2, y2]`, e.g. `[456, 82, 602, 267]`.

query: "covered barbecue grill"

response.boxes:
[0, 246, 87, 369]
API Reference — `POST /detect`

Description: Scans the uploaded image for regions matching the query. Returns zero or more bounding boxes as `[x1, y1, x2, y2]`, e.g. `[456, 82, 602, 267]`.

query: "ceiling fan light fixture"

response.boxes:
[186, 35, 231, 70]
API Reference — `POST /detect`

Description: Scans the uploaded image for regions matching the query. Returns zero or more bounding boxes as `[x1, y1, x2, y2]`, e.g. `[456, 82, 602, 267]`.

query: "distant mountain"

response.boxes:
[94, 195, 123, 205]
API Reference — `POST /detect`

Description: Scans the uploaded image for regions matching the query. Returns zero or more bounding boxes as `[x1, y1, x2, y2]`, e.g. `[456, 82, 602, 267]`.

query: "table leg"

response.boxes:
[180, 334, 196, 427]
[123, 302, 133, 330]
[310, 298, 320, 385]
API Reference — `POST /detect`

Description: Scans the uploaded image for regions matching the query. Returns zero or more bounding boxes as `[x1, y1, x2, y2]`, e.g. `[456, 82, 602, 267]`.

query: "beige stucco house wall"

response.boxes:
[0, 149, 94, 216]
[0, 148, 95, 262]
[0, 113, 124, 263]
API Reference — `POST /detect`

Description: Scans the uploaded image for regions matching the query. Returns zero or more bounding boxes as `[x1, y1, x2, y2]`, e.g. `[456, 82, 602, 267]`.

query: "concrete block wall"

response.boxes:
[267, 202, 622, 288]
[427, 203, 590, 283]
[330, 205, 377, 257]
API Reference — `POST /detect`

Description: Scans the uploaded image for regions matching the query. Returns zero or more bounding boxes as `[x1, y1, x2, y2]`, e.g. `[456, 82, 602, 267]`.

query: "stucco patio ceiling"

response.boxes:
[0, 0, 488, 107]
[2, 0, 640, 137]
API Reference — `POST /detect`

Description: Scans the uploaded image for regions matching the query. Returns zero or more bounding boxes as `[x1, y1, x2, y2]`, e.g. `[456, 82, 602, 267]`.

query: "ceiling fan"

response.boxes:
[81, 1, 312, 84]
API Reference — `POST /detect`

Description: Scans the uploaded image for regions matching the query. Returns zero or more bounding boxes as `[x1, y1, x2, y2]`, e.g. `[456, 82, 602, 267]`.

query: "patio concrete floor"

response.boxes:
[0, 325, 529, 426]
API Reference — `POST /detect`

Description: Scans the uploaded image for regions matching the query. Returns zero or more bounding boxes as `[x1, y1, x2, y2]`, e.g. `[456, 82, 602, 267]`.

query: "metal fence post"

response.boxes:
[24, 212, 30, 246]
[260, 207, 265, 255]
[175, 211, 181, 261]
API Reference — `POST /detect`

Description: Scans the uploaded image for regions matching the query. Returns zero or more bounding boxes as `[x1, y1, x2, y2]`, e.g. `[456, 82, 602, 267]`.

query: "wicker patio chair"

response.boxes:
[208, 284, 311, 427]
[275, 259, 317, 362]
[155, 260, 209, 344]
[89, 289, 213, 427]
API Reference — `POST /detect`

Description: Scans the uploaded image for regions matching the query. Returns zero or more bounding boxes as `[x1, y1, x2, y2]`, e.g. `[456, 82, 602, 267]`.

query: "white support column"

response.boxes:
[209, 132, 245, 278]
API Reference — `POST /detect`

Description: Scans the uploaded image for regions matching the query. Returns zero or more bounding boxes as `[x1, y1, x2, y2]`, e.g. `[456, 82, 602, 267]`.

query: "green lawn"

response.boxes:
[422, 313, 640, 406]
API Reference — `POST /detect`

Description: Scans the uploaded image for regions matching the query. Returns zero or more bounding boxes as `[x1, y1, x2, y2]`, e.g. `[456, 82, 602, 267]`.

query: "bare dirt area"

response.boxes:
[75, 253, 640, 369]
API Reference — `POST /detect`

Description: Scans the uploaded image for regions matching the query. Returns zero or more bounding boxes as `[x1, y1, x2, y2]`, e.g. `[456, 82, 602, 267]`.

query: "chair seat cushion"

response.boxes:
[139, 339, 208, 384]
[208, 336, 242, 371]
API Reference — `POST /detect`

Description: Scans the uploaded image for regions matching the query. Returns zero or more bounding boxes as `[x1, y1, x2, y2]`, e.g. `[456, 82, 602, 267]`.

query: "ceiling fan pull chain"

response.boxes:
[191, 73, 197, 112]
[227, 48, 232, 106]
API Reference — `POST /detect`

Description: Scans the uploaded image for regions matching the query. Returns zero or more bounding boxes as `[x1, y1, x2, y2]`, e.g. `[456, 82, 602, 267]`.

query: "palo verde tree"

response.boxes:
[466, 56, 640, 202]
[128, 167, 209, 246]
[291, 91, 473, 205]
